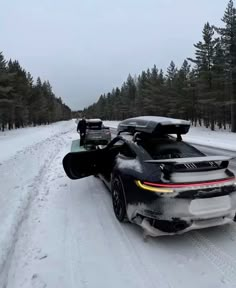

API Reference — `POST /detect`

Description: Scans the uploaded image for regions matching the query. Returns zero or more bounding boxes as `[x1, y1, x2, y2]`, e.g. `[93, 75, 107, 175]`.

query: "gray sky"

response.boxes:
[0, 0, 229, 110]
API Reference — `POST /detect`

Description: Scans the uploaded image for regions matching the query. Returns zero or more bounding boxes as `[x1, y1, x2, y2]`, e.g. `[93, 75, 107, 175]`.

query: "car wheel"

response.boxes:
[112, 177, 127, 222]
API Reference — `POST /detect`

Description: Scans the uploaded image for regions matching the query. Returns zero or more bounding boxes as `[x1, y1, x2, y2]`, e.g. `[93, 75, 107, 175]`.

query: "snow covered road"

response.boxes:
[1, 121, 236, 287]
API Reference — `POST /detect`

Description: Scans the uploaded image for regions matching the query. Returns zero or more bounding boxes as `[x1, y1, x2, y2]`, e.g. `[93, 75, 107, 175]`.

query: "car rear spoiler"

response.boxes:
[145, 156, 236, 181]
[145, 156, 235, 165]
[145, 156, 236, 173]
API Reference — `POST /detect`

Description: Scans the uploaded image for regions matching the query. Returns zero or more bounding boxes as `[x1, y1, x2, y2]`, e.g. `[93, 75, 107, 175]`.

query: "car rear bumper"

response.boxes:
[84, 139, 109, 145]
[127, 192, 236, 236]
[139, 214, 235, 237]
[84, 133, 111, 145]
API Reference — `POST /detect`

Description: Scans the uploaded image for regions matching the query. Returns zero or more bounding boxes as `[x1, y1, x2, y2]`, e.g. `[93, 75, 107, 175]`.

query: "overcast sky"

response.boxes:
[0, 0, 230, 110]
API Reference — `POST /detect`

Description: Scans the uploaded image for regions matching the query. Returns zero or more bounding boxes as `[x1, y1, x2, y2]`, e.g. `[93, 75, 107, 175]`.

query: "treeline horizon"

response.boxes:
[83, 0, 236, 132]
[0, 52, 71, 132]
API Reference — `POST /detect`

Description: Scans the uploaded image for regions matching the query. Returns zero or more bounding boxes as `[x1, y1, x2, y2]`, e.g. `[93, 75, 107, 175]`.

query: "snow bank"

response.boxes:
[183, 126, 236, 152]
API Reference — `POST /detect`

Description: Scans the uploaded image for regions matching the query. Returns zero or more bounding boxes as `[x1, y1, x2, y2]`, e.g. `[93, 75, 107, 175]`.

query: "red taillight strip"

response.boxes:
[143, 177, 235, 188]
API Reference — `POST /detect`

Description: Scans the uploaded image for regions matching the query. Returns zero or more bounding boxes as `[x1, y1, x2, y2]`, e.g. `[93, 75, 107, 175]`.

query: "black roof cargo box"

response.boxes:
[117, 116, 190, 135]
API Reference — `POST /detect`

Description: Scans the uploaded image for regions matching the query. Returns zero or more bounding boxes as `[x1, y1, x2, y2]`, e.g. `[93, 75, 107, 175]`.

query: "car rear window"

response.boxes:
[87, 122, 102, 130]
[138, 137, 204, 159]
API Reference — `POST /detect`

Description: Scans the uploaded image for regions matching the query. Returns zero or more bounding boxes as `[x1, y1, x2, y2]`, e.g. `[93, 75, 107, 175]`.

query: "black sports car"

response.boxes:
[63, 116, 236, 236]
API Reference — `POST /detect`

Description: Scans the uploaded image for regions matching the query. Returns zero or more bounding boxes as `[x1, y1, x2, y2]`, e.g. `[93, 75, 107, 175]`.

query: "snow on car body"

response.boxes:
[63, 116, 236, 237]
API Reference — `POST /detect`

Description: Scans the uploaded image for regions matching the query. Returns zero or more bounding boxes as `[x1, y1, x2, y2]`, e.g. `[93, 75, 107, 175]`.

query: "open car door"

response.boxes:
[63, 149, 104, 179]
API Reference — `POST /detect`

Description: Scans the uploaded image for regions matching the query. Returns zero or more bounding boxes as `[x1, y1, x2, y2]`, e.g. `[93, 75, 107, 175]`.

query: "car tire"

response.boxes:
[112, 176, 127, 222]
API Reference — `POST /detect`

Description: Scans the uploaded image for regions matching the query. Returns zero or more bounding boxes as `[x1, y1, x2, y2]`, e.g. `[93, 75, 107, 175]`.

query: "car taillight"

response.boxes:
[143, 177, 235, 189]
[135, 180, 174, 193]
[135, 177, 235, 194]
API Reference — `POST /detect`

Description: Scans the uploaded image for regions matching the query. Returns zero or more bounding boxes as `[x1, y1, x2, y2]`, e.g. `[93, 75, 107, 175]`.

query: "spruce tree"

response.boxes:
[216, 0, 236, 131]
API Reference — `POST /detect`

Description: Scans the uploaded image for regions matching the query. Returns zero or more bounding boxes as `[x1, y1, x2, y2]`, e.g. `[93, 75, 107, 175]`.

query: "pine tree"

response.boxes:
[135, 71, 148, 116]
[216, 0, 236, 131]
[0, 52, 71, 130]
[166, 61, 178, 86]
[165, 61, 179, 116]
[7, 60, 32, 128]
[188, 23, 217, 129]
[0, 53, 14, 131]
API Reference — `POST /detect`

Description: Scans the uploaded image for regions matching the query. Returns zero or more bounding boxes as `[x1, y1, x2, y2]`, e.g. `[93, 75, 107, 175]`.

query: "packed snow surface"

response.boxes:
[0, 121, 73, 163]
[1, 120, 236, 287]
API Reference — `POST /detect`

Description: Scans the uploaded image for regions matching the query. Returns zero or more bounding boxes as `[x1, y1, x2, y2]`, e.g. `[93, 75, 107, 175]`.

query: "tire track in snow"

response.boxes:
[88, 179, 156, 288]
[221, 224, 236, 242]
[5, 132, 74, 288]
[66, 181, 89, 288]
[188, 231, 236, 285]
[0, 125, 74, 166]
[0, 132, 68, 287]
[67, 177, 145, 288]
[91, 179, 173, 288]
